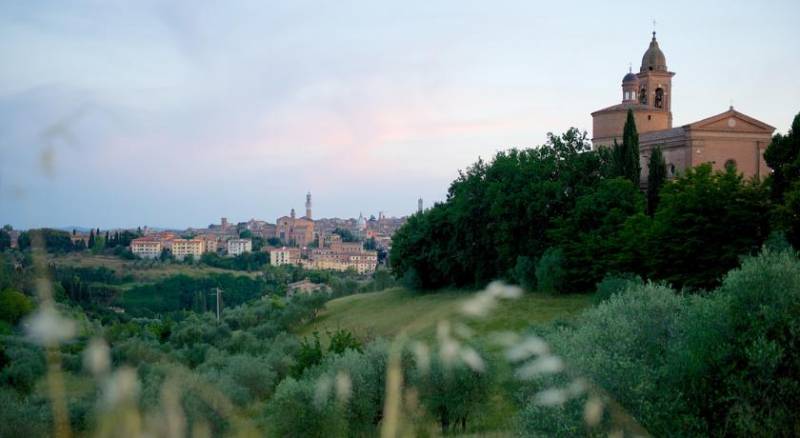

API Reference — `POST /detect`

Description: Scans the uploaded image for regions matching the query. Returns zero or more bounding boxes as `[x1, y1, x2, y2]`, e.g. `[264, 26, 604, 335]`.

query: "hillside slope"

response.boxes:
[300, 287, 591, 341]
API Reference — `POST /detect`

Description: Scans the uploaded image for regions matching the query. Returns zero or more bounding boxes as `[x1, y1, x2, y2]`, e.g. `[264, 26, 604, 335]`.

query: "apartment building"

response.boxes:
[227, 238, 252, 256]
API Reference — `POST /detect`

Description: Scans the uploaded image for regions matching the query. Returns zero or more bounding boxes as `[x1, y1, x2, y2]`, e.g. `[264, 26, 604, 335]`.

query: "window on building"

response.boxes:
[654, 88, 664, 108]
[640, 87, 647, 104]
[724, 159, 737, 171]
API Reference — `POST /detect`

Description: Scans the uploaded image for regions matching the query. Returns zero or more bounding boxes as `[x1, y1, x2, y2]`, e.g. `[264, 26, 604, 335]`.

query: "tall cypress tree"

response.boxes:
[88, 229, 95, 248]
[647, 146, 667, 215]
[622, 109, 641, 186]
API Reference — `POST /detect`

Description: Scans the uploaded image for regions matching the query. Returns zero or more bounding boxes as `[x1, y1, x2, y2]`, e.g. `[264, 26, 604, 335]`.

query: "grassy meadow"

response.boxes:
[300, 287, 591, 341]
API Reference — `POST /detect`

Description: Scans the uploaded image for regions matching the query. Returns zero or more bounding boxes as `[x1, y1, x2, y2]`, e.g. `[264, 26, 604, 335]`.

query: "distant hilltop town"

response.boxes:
[122, 192, 412, 274]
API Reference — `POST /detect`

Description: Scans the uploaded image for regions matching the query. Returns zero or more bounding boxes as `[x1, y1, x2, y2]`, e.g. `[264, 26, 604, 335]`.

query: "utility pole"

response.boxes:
[214, 287, 223, 321]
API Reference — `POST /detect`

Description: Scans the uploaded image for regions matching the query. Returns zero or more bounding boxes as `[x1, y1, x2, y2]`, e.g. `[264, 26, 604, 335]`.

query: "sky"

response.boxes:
[1, 0, 798, 229]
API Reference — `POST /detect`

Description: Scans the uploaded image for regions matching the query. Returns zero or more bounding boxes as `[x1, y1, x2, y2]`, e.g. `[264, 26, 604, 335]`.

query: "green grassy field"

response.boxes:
[300, 287, 591, 341]
[49, 253, 260, 286]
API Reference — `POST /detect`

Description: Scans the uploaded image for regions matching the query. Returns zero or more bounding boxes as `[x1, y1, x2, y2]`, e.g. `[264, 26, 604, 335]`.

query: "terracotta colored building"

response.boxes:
[276, 207, 314, 247]
[592, 32, 775, 182]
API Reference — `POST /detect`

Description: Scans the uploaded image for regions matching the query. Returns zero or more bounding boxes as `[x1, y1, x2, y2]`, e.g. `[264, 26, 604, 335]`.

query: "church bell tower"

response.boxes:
[637, 32, 675, 124]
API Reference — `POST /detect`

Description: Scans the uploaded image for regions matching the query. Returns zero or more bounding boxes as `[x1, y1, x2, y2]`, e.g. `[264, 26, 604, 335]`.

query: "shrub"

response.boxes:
[410, 348, 492, 434]
[264, 377, 347, 437]
[0, 289, 34, 325]
[592, 273, 643, 303]
[513, 255, 537, 291]
[535, 248, 565, 293]
[667, 249, 800, 435]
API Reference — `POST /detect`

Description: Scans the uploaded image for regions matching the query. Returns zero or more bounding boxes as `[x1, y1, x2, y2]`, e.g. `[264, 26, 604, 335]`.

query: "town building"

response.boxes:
[227, 238, 252, 256]
[591, 32, 775, 182]
[305, 234, 378, 274]
[286, 278, 329, 298]
[130, 237, 163, 259]
[276, 203, 315, 247]
[171, 239, 205, 261]
[269, 246, 301, 266]
[197, 235, 219, 253]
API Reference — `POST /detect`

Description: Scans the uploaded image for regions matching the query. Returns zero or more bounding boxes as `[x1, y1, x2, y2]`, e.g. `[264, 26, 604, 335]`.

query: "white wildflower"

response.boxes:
[335, 371, 352, 405]
[83, 338, 111, 376]
[485, 281, 523, 299]
[439, 338, 460, 365]
[24, 305, 76, 346]
[459, 347, 485, 373]
[583, 396, 604, 427]
[566, 378, 588, 397]
[103, 367, 140, 407]
[461, 293, 495, 317]
[314, 375, 332, 408]
[534, 388, 567, 406]
[505, 336, 549, 362]
[412, 342, 430, 375]
[515, 356, 564, 379]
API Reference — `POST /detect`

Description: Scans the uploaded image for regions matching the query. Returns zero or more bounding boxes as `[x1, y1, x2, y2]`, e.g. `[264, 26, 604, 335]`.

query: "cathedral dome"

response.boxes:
[623, 72, 638, 83]
[640, 32, 667, 72]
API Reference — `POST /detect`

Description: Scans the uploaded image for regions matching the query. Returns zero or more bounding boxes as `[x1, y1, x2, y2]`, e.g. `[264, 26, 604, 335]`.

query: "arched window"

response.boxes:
[668, 163, 676, 177]
[654, 88, 664, 108]
[724, 159, 737, 171]
[640, 87, 647, 104]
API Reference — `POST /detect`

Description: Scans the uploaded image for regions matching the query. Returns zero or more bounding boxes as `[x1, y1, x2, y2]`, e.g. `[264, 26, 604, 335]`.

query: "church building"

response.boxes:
[592, 32, 775, 181]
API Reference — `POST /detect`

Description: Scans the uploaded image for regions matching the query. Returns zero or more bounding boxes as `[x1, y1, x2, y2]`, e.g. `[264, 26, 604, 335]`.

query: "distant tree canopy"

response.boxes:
[17, 228, 74, 253]
[391, 128, 606, 290]
[765, 111, 800, 247]
[0, 230, 11, 251]
[333, 228, 357, 242]
[0, 289, 34, 325]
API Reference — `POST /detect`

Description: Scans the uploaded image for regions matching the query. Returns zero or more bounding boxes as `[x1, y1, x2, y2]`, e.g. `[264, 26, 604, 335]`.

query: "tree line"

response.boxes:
[391, 110, 800, 292]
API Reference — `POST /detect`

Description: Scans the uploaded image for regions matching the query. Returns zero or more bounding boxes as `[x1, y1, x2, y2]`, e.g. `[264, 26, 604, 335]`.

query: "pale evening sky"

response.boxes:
[1, 0, 798, 229]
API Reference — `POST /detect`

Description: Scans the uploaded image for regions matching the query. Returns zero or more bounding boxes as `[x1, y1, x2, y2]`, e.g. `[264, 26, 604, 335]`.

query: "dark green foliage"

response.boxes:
[0, 289, 34, 325]
[646, 146, 667, 215]
[764, 112, 800, 247]
[764, 112, 800, 202]
[411, 348, 492, 434]
[0, 389, 50, 436]
[18, 228, 75, 253]
[610, 110, 641, 186]
[592, 272, 643, 303]
[333, 227, 357, 242]
[0, 229, 11, 251]
[535, 248, 565, 293]
[0, 337, 46, 394]
[200, 251, 270, 271]
[264, 377, 347, 437]
[513, 255, 537, 291]
[120, 274, 276, 315]
[517, 249, 800, 437]
[644, 164, 770, 289]
[668, 249, 800, 435]
[391, 128, 604, 289]
[550, 178, 645, 292]
[292, 332, 323, 377]
[327, 328, 363, 355]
